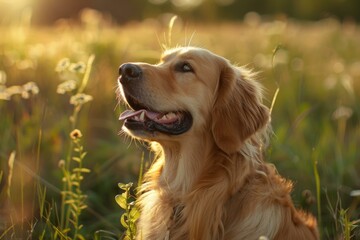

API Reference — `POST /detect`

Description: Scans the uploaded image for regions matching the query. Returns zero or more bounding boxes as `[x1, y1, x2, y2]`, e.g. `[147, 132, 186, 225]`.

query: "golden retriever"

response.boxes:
[117, 47, 319, 240]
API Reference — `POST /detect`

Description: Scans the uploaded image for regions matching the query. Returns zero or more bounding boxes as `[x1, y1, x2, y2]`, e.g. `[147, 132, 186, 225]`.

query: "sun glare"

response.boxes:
[1, 0, 34, 8]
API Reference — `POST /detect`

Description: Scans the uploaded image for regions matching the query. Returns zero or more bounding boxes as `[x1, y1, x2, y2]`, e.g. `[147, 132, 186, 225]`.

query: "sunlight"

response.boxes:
[1, 0, 33, 8]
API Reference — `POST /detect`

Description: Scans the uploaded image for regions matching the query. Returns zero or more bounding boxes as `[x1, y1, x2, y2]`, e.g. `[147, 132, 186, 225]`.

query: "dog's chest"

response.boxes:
[139, 191, 187, 239]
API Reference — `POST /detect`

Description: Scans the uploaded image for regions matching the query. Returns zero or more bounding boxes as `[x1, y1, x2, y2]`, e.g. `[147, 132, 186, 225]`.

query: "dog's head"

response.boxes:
[117, 47, 269, 153]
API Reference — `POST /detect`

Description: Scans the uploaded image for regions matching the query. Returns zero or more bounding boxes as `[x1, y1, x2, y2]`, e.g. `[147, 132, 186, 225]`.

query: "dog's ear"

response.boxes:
[211, 60, 269, 154]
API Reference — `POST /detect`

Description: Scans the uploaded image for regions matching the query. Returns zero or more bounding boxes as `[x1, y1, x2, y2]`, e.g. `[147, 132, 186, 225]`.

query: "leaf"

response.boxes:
[79, 204, 88, 210]
[120, 214, 128, 228]
[118, 182, 133, 190]
[76, 234, 86, 240]
[130, 208, 140, 220]
[129, 220, 137, 236]
[115, 194, 127, 209]
[73, 168, 91, 173]
[72, 157, 81, 162]
[70, 209, 78, 219]
[71, 181, 80, 187]
[65, 199, 75, 204]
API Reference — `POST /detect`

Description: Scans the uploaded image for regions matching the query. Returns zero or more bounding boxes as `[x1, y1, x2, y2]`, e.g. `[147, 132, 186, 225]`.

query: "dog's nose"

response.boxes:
[119, 63, 142, 83]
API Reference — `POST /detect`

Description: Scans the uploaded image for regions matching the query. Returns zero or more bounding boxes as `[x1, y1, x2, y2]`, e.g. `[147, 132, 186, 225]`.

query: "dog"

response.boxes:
[117, 47, 319, 240]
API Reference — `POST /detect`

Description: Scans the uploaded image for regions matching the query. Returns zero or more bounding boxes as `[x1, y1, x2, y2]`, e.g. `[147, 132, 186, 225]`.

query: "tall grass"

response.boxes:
[0, 11, 359, 239]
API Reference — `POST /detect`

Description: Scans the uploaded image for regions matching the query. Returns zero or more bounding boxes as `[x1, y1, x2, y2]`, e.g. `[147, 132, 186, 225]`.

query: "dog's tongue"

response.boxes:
[120, 109, 181, 124]
[119, 109, 161, 121]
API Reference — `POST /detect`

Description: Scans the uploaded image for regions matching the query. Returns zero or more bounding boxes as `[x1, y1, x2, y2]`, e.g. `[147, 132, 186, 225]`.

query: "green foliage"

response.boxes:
[116, 183, 140, 240]
[59, 129, 90, 239]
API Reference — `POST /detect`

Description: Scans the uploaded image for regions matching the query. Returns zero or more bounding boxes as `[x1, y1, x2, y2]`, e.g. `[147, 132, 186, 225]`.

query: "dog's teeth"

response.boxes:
[134, 116, 139, 121]
[167, 112, 176, 119]
[139, 112, 145, 121]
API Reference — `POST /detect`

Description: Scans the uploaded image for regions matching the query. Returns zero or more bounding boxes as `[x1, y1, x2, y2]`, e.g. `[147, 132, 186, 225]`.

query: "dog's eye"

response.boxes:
[175, 62, 194, 73]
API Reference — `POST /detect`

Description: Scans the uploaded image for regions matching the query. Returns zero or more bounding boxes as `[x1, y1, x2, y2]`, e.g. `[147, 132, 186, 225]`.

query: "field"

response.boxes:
[1, 12, 360, 239]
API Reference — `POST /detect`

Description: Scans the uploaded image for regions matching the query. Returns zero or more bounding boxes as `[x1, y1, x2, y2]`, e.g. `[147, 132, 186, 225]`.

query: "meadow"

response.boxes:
[0, 12, 360, 239]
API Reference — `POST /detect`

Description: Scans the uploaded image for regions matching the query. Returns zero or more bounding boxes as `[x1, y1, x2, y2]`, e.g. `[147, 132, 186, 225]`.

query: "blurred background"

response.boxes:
[1, 0, 360, 25]
[0, 0, 360, 239]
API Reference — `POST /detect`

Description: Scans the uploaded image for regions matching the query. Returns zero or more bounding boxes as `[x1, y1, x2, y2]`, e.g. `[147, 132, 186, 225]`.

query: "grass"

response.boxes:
[0, 11, 360, 239]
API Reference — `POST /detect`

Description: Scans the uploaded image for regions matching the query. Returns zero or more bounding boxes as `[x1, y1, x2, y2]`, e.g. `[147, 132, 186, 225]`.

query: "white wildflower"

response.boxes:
[21, 91, 30, 99]
[70, 93, 93, 106]
[6, 86, 23, 95]
[57, 80, 77, 94]
[55, 58, 71, 72]
[69, 62, 86, 74]
[23, 81, 39, 95]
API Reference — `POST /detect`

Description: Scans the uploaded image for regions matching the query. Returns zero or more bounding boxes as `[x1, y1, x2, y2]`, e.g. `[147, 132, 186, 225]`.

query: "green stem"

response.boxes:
[61, 105, 81, 231]
[125, 187, 134, 240]
[78, 55, 95, 94]
[60, 54, 93, 235]
[73, 140, 82, 239]
[312, 149, 322, 237]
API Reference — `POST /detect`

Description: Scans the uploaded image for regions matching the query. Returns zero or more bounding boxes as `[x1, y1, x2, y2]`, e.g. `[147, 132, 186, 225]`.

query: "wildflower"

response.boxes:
[70, 93, 93, 106]
[70, 129, 83, 140]
[23, 81, 39, 95]
[69, 62, 86, 74]
[57, 80, 77, 94]
[6, 86, 22, 95]
[21, 91, 30, 99]
[55, 58, 71, 72]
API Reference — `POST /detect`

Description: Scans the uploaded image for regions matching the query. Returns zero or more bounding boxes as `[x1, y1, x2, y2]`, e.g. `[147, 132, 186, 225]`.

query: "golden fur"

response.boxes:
[118, 47, 319, 240]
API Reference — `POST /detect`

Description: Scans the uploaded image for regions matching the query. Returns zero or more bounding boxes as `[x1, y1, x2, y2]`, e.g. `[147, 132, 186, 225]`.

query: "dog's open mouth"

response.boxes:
[119, 95, 193, 135]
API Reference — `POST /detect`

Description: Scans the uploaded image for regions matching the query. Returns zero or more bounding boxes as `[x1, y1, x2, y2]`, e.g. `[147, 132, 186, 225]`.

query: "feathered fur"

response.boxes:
[118, 47, 319, 240]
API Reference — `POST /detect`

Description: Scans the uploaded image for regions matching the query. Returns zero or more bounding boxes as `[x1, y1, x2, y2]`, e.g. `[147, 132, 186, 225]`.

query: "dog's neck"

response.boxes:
[155, 131, 217, 195]
[152, 127, 267, 198]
